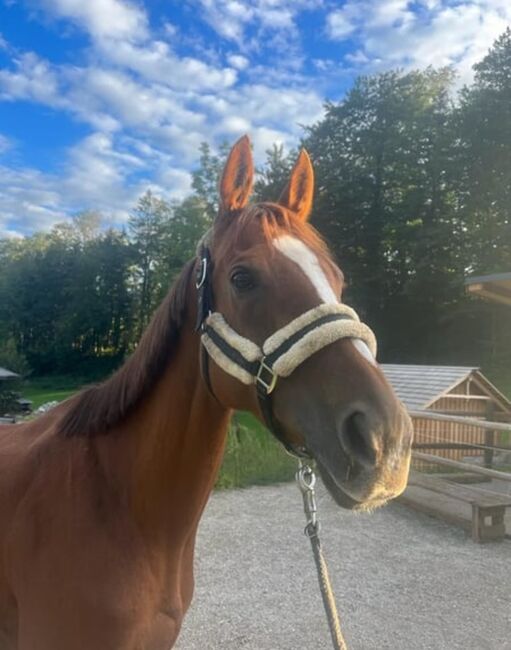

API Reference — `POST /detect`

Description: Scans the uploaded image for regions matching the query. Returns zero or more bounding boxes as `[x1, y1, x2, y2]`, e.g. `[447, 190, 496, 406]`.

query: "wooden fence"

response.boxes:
[410, 411, 511, 469]
[409, 410, 511, 473]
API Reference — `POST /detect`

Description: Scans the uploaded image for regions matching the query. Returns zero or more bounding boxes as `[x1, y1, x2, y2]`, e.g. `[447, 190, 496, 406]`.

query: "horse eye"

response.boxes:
[230, 269, 256, 291]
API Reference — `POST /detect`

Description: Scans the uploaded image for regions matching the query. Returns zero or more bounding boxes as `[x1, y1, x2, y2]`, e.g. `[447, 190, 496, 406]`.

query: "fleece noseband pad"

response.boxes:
[201, 303, 377, 387]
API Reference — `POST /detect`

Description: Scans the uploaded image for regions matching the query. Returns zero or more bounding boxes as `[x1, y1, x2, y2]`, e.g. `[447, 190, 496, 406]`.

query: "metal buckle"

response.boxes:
[196, 257, 207, 289]
[256, 358, 278, 394]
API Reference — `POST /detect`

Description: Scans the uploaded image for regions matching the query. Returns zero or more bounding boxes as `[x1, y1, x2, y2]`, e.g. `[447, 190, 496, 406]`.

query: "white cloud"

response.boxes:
[0, 52, 65, 107]
[0, 165, 68, 235]
[326, 0, 511, 84]
[0, 33, 323, 164]
[95, 39, 238, 91]
[195, 0, 321, 45]
[327, 11, 356, 40]
[0, 134, 13, 154]
[0, 131, 195, 235]
[227, 53, 250, 70]
[40, 0, 148, 41]
[156, 168, 192, 199]
[196, 0, 253, 41]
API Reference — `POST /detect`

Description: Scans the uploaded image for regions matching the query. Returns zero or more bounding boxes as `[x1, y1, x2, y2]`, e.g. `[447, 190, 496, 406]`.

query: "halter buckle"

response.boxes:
[256, 359, 278, 394]
[196, 257, 208, 289]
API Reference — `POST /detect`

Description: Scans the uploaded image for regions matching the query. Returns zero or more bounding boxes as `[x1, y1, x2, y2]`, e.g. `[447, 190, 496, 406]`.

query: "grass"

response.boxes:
[216, 412, 295, 489]
[18, 376, 294, 489]
[21, 376, 81, 409]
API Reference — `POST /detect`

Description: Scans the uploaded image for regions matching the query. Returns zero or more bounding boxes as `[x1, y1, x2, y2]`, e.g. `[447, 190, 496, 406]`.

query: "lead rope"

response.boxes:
[296, 461, 348, 650]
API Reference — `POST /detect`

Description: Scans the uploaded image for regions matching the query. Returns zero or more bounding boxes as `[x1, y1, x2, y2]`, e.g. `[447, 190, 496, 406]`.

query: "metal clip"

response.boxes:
[296, 461, 319, 535]
[255, 358, 278, 394]
[196, 257, 208, 289]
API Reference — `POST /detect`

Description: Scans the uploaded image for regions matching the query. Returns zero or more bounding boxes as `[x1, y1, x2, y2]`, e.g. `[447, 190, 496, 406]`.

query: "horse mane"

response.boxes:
[58, 260, 195, 438]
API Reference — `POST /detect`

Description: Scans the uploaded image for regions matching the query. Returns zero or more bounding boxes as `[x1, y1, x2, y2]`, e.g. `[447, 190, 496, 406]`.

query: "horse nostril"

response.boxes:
[338, 411, 378, 469]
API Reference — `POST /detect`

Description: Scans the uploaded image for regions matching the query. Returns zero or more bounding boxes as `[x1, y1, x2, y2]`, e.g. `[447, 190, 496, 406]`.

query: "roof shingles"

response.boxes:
[381, 364, 477, 411]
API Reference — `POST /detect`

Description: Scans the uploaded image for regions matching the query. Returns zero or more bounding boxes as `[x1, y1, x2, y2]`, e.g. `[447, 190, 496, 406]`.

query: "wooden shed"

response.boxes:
[381, 364, 511, 467]
[465, 272, 511, 306]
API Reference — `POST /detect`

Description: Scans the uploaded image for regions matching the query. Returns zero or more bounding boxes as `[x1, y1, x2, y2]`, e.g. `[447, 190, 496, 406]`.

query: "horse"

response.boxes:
[0, 136, 412, 650]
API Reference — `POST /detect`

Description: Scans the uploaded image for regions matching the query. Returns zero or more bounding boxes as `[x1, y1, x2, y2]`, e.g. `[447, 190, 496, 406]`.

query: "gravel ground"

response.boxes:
[175, 482, 511, 650]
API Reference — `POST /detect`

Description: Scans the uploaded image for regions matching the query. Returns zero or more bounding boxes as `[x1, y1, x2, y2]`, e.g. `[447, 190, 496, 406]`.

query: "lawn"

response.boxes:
[22, 376, 81, 409]
[19, 377, 295, 488]
[217, 412, 295, 489]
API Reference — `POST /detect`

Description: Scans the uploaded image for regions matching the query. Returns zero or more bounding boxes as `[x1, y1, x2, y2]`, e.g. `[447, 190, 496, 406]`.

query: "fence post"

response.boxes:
[484, 402, 495, 469]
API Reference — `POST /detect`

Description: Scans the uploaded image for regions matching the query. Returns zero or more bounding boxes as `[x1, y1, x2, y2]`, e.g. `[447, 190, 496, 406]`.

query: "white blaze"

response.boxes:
[273, 234, 376, 366]
[273, 235, 337, 303]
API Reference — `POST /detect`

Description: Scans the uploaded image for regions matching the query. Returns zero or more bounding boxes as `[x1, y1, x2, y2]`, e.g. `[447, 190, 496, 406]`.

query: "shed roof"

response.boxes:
[0, 367, 19, 380]
[465, 272, 511, 306]
[381, 364, 482, 411]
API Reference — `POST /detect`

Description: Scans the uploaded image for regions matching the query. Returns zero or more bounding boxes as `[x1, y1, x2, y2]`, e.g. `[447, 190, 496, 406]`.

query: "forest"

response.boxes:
[1, 30, 510, 388]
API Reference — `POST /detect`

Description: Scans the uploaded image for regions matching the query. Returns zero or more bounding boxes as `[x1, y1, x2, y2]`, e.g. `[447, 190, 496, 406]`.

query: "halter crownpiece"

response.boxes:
[194, 244, 378, 457]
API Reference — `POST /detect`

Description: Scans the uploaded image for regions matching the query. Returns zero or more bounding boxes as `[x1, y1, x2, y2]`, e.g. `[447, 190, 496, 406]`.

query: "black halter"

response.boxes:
[194, 244, 310, 458]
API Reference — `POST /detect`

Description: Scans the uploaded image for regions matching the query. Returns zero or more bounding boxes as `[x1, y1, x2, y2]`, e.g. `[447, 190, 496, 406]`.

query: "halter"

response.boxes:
[194, 244, 377, 458]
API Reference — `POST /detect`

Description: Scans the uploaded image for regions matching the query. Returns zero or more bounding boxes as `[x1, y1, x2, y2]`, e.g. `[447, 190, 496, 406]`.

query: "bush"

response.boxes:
[0, 386, 21, 416]
[0, 338, 31, 377]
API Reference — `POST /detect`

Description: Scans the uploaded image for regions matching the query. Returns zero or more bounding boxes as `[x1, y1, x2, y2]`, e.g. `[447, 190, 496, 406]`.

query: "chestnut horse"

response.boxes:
[0, 136, 412, 650]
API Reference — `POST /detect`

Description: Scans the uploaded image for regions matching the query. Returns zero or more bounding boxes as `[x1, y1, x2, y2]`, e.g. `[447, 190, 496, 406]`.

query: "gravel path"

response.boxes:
[176, 482, 511, 650]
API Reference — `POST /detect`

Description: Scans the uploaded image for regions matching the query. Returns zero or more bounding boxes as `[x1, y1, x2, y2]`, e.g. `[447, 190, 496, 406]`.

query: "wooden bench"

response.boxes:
[400, 471, 511, 543]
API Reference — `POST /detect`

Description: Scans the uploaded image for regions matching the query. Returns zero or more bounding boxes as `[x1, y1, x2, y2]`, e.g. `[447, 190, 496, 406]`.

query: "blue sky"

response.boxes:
[0, 0, 509, 237]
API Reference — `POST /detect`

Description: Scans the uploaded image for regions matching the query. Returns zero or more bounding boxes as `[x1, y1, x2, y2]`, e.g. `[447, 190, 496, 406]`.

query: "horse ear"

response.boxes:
[219, 135, 254, 215]
[278, 149, 314, 222]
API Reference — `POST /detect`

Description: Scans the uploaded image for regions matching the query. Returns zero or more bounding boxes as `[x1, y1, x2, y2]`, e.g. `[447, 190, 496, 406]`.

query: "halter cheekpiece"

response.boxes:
[194, 243, 377, 458]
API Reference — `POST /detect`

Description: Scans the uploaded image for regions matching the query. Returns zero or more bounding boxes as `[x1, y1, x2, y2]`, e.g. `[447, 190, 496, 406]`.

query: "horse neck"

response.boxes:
[98, 322, 231, 541]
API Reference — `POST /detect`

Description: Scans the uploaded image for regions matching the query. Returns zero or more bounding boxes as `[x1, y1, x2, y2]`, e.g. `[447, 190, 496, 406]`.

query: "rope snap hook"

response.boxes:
[295, 460, 348, 650]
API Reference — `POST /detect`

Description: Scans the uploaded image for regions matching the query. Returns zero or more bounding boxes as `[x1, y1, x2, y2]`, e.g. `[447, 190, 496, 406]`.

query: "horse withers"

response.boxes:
[0, 136, 412, 650]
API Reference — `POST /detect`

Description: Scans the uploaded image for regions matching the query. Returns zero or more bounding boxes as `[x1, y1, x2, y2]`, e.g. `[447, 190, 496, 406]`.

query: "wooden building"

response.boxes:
[465, 272, 511, 307]
[381, 364, 511, 467]
[0, 367, 19, 382]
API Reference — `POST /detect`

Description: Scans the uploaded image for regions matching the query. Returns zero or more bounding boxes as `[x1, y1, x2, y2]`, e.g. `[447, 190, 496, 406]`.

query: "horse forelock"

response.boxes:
[214, 202, 332, 267]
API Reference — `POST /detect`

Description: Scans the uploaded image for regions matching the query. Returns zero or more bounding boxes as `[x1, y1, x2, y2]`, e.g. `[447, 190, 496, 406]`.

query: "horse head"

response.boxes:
[196, 135, 412, 511]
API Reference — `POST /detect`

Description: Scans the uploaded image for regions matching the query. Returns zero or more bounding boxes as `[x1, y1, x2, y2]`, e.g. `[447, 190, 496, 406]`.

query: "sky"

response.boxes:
[0, 1, 510, 237]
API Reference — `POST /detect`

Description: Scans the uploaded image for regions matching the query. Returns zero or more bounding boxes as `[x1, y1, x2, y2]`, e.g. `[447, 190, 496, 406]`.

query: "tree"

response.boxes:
[457, 28, 511, 275]
[304, 68, 461, 361]
[254, 144, 296, 202]
[129, 191, 172, 335]
[454, 29, 511, 369]
[191, 142, 229, 220]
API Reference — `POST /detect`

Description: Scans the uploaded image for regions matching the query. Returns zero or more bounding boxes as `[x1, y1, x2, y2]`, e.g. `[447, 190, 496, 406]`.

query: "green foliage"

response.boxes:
[191, 142, 229, 220]
[254, 143, 296, 202]
[0, 341, 24, 415]
[0, 387, 20, 416]
[0, 338, 30, 376]
[456, 27, 511, 276]
[304, 60, 511, 368]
